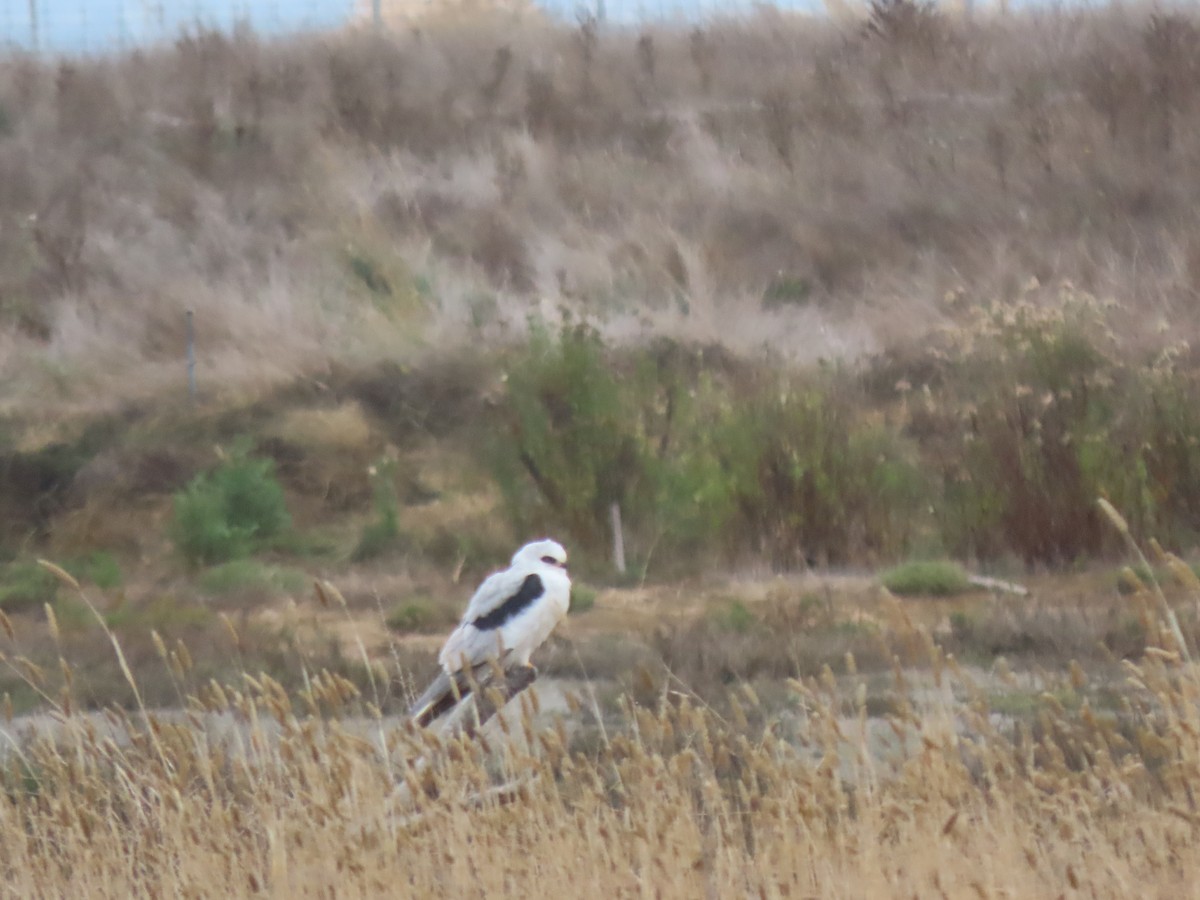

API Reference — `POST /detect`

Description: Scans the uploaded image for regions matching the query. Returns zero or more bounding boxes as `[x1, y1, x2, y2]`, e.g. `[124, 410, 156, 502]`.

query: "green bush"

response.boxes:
[1129, 367, 1200, 548]
[492, 317, 649, 550]
[171, 451, 291, 565]
[65, 551, 123, 591]
[881, 560, 973, 596]
[490, 322, 929, 570]
[710, 599, 758, 633]
[925, 292, 1185, 563]
[491, 324, 747, 565]
[713, 377, 928, 566]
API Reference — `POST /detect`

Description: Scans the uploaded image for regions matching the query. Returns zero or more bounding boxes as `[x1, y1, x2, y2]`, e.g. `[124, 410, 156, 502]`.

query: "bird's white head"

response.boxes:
[512, 538, 569, 572]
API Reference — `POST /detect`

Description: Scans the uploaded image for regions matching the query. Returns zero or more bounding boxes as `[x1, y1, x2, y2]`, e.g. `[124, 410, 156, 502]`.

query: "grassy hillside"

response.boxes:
[4, 6, 1200, 416]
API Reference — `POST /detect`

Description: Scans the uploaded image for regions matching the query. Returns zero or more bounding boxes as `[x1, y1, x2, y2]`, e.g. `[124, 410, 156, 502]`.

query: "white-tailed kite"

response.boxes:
[409, 538, 571, 727]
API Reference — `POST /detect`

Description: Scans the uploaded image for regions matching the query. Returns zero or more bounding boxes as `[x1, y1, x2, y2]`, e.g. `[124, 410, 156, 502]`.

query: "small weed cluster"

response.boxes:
[881, 559, 972, 597]
[352, 455, 403, 562]
[170, 448, 291, 566]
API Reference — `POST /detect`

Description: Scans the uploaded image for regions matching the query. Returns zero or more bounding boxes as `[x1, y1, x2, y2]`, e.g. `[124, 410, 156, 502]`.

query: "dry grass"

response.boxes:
[5, 8, 1200, 414]
[8, 13, 1200, 891]
[3, 554, 1200, 896]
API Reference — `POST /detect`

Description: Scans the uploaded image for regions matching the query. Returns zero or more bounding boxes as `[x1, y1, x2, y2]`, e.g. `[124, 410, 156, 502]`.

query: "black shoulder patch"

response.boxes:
[472, 573, 544, 631]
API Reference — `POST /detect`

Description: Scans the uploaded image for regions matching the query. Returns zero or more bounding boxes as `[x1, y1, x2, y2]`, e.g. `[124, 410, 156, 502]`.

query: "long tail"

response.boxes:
[409, 666, 491, 728]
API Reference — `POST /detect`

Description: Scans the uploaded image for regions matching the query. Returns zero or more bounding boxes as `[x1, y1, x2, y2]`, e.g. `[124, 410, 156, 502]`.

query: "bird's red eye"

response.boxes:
[541, 555, 557, 565]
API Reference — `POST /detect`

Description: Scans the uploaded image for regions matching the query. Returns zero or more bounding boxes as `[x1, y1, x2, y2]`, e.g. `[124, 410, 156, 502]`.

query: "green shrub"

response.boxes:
[714, 377, 928, 566]
[881, 560, 973, 596]
[197, 560, 308, 598]
[65, 551, 122, 590]
[491, 325, 746, 566]
[490, 323, 928, 570]
[925, 292, 1184, 563]
[1130, 367, 1200, 548]
[761, 275, 812, 309]
[492, 317, 649, 551]
[171, 450, 291, 565]
[0, 562, 58, 613]
[711, 599, 758, 633]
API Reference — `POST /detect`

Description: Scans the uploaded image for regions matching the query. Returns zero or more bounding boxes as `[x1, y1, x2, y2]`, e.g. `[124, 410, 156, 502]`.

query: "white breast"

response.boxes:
[500, 567, 570, 667]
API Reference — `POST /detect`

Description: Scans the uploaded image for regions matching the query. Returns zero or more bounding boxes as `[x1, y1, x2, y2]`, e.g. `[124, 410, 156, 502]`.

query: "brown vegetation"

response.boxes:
[4, 7, 1200, 414]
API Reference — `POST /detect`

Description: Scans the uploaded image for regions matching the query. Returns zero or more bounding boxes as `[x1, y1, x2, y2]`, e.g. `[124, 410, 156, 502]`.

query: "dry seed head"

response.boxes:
[1119, 567, 1146, 595]
[43, 603, 60, 645]
[219, 613, 240, 648]
[0, 610, 12, 642]
[319, 579, 349, 609]
[174, 641, 192, 674]
[1069, 660, 1087, 689]
[37, 559, 80, 591]
[16, 656, 46, 687]
[1144, 647, 1180, 664]
[1164, 555, 1200, 591]
[314, 580, 331, 608]
[1097, 498, 1130, 535]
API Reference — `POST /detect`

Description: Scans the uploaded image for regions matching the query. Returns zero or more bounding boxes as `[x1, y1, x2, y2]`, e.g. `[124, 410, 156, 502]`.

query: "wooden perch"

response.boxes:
[450, 665, 539, 739]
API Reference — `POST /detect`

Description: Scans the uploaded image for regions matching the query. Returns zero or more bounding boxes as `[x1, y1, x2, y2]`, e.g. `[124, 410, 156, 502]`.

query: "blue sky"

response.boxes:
[0, 0, 1081, 55]
[0, 1, 355, 54]
[0, 0, 833, 54]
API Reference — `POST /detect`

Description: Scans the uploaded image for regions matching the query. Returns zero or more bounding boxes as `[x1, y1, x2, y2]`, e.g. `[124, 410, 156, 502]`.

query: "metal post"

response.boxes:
[186, 309, 197, 401]
[610, 502, 626, 575]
